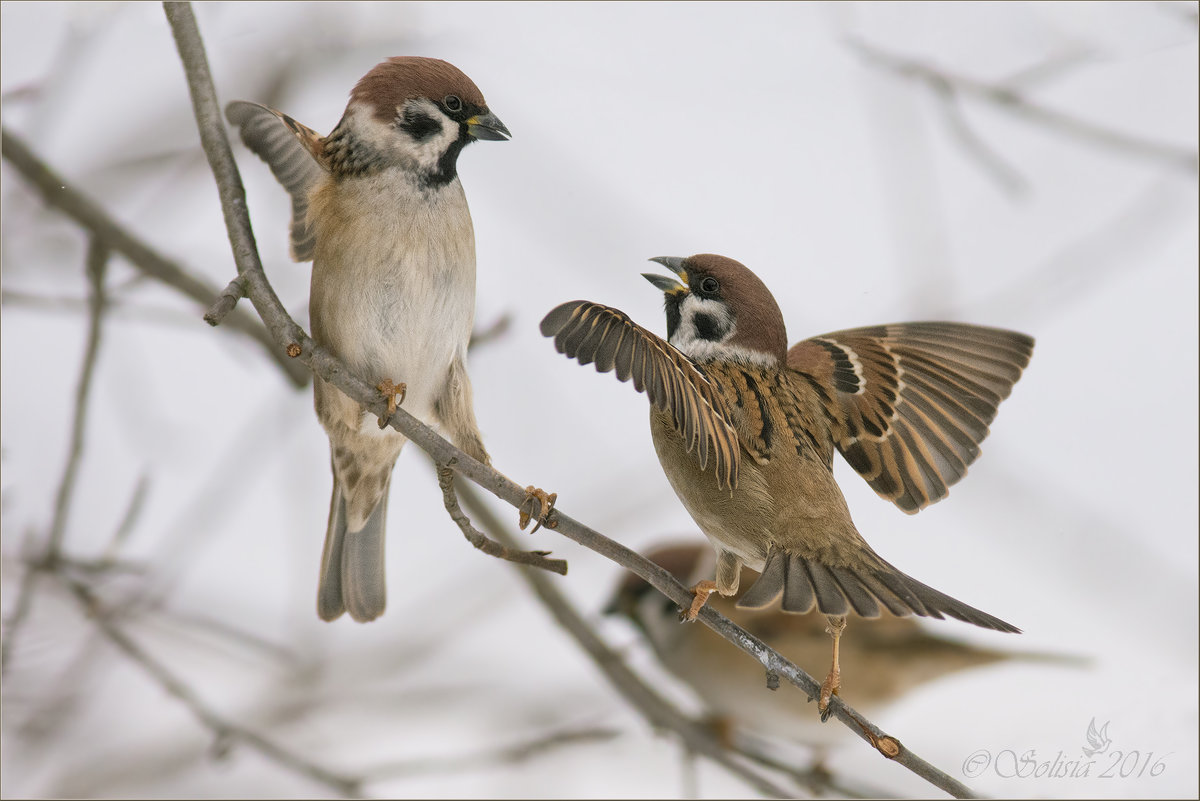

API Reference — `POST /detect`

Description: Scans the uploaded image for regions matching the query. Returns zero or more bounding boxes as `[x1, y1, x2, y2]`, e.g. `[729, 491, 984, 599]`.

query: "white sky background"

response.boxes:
[1, 1, 1197, 798]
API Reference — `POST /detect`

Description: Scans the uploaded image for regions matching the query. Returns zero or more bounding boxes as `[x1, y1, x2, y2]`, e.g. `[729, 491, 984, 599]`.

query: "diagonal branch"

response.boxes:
[167, 2, 978, 796]
[0, 128, 309, 388]
[446, 476, 800, 798]
[847, 38, 1199, 174]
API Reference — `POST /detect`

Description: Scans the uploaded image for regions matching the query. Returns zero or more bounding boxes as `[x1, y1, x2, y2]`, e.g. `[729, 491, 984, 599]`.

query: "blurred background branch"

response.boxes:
[0, 129, 310, 387]
[1, 238, 109, 676]
[847, 38, 1199, 175]
[447, 474, 888, 798]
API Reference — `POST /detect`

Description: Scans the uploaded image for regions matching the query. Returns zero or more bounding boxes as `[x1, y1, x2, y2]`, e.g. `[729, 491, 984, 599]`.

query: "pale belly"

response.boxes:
[308, 173, 477, 427]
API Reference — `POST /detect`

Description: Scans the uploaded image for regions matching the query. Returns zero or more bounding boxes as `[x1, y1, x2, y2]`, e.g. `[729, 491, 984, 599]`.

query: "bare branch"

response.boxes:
[998, 47, 1095, 91]
[0, 533, 40, 677]
[0, 128, 309, 387]
[368, 725, 621, 780]
[929, 77, 1030, 196]
[167, 2, 979, 794]
[104, 474, 151, 560]
[447, 479, 798, 799]
[468, 311, 514, 350]
[848, 38, 1199, 174]
[2, 289, 222, 329]
[204, 275, 247, 326]
[52, 238, 109, 556]
[59, 575, 363, 798]
[1, 239, 109, 676]
[729, 730, 891, 799]
[437, 461, 568, 575]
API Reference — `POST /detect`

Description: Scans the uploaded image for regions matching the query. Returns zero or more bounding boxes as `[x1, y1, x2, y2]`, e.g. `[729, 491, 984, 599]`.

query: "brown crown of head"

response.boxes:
[350, 57, 488, 123]
[684, 254, 788, 363]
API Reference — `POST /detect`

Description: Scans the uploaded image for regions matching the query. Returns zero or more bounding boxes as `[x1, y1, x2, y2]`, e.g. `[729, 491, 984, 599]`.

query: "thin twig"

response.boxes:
[0, 128, 309, 387]
[436, 460, 568, 575]
[453, 476, 895, 799]
[50, 238, 109, 557]
[204, 275, 246, 326]
[467, 311, 514, 350]
[729, 730, 890, 798]
[448, 478, 798, 799]
[1, 239, 109, 676]
[998, 47, 1095, 91]
[929, 77, 1030, 197]
[169, 2, 978, 794]
[59, 575, 362, 798]
[1, 289, 224, 329]
[368, 726, 620, 779]
[848, 38, 1199, 174]
[104, 474, 151, 560]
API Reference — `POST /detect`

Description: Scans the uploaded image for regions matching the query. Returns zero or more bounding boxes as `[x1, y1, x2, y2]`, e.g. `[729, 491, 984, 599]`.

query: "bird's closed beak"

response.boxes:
[642, 256, 688, 294]
[466, 111, 511, 141]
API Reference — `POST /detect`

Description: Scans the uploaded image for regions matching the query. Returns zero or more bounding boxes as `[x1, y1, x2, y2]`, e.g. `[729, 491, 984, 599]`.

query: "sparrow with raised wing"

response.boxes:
[609, 543, 1076, 750]
[227, 57, 514, 622]
[541, 253, 1033, 713]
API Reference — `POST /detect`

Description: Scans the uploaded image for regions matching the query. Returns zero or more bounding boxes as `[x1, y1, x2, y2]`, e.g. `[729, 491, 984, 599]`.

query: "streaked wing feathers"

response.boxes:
[540, 301, 740, 489]
[788, 322, 1033, 513]
[225, 101, 328, 262]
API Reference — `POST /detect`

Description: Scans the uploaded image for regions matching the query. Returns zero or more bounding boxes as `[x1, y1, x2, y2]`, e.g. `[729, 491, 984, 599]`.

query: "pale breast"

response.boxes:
[308, 171, 476, 421]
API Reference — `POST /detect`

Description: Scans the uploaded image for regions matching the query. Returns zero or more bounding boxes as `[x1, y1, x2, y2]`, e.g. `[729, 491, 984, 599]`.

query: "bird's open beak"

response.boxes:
[466, 111, 511, 141]
[642, 256, 688, 295]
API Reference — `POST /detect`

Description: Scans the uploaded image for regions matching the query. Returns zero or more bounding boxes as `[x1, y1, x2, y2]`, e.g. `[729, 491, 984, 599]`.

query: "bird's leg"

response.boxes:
[518, 486, 558, 533]
[818, 614, 847, 721]
[376, 379, 407, 427]
[682, 552, 740, 621]
[681, 580, 719, 621]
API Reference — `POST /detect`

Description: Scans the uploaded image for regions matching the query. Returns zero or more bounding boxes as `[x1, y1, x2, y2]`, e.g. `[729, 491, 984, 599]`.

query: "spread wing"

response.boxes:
[540, 300, 740, 490]
[225, 101, 328, 262]
[787, 322, 1033, 513]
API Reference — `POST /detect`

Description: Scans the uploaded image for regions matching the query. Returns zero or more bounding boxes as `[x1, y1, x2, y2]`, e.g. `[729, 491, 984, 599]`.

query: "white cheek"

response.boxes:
[350, 101, 460, 174]
[395, 99, 459, 172]
[670, 295, 733, 352]
[668, 295, 778, 368]
[407, 119, 459, 170]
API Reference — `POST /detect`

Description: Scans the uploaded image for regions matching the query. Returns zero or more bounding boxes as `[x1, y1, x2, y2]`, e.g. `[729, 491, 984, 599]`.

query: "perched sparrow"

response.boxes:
[608, 543, 1067, 749]
[541, 253, 1033, 712]
[227, 57, 510, 622]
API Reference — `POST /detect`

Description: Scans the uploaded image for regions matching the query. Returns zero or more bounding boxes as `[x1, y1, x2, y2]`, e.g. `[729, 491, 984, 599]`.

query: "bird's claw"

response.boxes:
[376, 379, 407, 428]
[518, 486, 558, 533]
[818, 667, 840, 722]
[679, 579, 719, 622]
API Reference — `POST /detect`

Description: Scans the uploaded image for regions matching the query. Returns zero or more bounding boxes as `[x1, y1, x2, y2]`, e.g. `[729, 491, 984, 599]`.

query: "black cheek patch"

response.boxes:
[399, 109, 442, 142]
[694, 312, 722, 341]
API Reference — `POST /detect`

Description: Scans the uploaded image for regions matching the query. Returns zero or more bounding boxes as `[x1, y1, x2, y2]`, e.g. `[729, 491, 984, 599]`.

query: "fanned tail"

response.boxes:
[736, 548, 1019, 633]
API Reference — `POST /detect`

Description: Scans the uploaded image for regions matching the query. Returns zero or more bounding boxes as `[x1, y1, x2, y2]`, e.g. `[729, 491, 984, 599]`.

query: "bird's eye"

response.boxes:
[444, 95, 463, 112]
[700, 277, 720, 294]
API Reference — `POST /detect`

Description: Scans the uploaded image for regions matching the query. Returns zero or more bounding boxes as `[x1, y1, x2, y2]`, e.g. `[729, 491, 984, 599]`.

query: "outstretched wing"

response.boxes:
[787, 322, 1033, 513]
[540, 300, 740, 490]
[225, 101, 328, 262]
